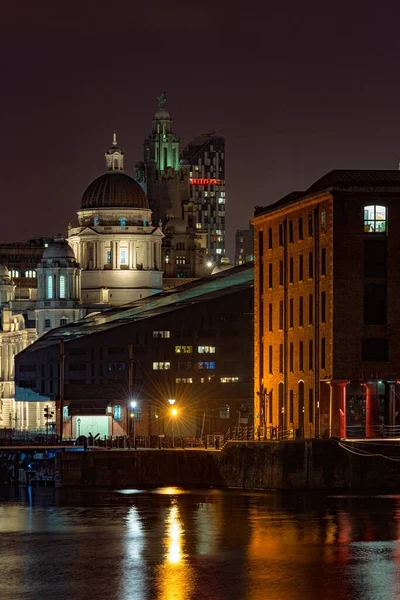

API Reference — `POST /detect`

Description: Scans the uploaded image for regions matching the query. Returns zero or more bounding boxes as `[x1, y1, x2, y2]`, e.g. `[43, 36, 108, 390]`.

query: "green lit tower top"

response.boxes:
[144, 92, 181, 172]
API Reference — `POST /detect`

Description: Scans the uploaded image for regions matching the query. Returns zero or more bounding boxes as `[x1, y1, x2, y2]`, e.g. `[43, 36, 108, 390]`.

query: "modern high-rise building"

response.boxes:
[252, 170, 400, 441]
[181, 134, 226, 266]
[235, 228, 254, 266]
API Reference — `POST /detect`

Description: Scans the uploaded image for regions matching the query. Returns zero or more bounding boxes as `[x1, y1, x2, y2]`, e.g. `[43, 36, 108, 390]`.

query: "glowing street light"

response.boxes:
[170, 407, 178, 448]
[130, 400, 138, 448]
[206, 261, 213, 268]
[168, 398, 176, 406]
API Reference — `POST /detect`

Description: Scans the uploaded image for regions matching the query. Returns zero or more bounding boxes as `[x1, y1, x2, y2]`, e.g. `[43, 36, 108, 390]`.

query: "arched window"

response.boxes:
[278, 382, 284, 431]
[60, 317, 68, 326]
[298, 381, 305, 436]
[46, 275, 53, 299]
[120, 216, 126, 228]
[44, 318, 51, 329]
[364, 205, 387, 233]
[93, 216, 99, 226]
[59, 275, 66, 299]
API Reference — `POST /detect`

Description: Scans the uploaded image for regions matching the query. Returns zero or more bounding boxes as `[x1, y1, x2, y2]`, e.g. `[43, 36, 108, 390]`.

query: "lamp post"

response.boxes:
[168, 399, 176, 448]
[130, 401, 137, 448]
[170, 407, 178, 448]
[77, 418, 81, 439]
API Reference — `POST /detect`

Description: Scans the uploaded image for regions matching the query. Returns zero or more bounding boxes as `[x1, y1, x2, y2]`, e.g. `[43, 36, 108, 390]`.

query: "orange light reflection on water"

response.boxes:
[155, 500, 195, 600]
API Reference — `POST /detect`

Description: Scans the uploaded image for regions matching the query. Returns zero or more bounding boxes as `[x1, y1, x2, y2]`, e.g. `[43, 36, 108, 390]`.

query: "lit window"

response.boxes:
[175, 346, 193, 354]
[44, 318, 51, 329]
[216, 249, 222, 255]
[120, 216, 126, 228]
[106, 249, 111, 264]
[153, 331, 170, 338]
[60, 317, 68, 326]
[219, 404, 230, 419]
[218, 197, 225, 204]
[196, 223, 202, 229]
[120, 248, 128, 264]
[114, 405, 122, 420]
[220, 377, 240, 383]
[197, 361, 216, 370]
[364, 205, 387, 233]
[198, 346, 216, 354]
[47, 275, 53, 299]
[175, 377, 193, 383]
[165, 255, 170, 264]
[93, 216, 99, 226]
[153, 362, 171, 370]
[59, 275, 66, 299]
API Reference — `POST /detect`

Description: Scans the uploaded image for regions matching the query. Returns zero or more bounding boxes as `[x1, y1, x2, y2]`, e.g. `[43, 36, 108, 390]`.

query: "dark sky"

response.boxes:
[1, 1, 400, 259]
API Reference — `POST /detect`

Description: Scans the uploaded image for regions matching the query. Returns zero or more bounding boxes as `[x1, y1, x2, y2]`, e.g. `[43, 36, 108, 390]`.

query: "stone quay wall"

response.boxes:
[56, 440, 400, 490]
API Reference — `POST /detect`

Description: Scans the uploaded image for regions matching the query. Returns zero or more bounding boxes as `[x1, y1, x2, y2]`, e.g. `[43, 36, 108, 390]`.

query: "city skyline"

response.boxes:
[2, 1, 400, 259]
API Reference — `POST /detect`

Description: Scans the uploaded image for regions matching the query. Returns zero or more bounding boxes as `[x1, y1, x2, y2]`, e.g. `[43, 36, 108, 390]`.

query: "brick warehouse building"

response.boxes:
[15, 265, 253, 440]
[252, 170, 400, 440]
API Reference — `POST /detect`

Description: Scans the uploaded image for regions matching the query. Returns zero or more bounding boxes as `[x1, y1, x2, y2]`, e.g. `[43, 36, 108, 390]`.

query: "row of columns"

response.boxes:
[330, 380, 397, 438]
[0, 340, 25, 381]
[74, 240, 161, 271]
[38, 271, 80, 302]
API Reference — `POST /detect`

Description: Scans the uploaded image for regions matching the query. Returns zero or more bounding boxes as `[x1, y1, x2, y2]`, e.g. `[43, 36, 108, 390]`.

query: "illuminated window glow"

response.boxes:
[197, 361, 216, 370]
[153, 331, 170, 338]
[153, 362, 171, 370]
[120, 248, 128, 264]
[47, 275, 53, 299]
[364, 205, 387, 233]
[175, 346, 192, 353]
[198, 346, 216, 354]
[59, 275, 66, 299]
[175, 377, 193, 383]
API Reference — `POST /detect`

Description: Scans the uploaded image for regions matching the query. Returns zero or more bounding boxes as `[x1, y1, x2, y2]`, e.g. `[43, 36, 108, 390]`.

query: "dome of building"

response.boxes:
[81, 172, 148, 210]
[43, 235, 76, 260]
[0, 265, 10, 279]
[154, 107, 171, 121]
[164, 218, 187, 234]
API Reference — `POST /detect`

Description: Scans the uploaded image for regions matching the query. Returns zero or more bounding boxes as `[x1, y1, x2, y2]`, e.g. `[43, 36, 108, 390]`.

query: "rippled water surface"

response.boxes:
[1, 486, 400, 600]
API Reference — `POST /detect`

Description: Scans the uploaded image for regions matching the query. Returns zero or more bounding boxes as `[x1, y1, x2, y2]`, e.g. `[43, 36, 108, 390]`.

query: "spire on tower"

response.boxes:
[113, 131, 117, 146]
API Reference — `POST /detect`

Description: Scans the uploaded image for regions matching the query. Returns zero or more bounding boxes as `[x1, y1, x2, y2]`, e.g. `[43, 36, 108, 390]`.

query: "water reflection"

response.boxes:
[1, 488, 400, 599]
[155, 499, 195, 600]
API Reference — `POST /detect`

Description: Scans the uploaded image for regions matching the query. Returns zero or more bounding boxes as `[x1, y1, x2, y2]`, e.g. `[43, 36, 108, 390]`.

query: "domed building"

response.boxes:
[36, 235, 83, 336]
[68, 135, 164, 306]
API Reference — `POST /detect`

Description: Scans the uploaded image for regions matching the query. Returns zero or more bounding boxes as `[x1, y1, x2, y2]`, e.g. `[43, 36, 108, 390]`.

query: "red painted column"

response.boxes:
[330, 381, 348, 439]
[364, 382, 380, 438]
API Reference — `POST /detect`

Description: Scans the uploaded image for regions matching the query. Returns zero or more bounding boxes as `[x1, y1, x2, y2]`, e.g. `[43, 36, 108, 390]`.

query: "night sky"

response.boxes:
[1, 1, 400, 259]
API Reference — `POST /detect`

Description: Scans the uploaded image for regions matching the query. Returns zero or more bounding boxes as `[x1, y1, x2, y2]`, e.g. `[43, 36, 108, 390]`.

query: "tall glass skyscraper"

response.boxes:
[181, 135, 226, 265]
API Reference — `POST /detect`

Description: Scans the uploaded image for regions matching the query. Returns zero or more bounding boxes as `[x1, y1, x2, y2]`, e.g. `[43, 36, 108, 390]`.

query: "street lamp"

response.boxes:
[130, 400, 137, 448]
[170, 407, 178, 448]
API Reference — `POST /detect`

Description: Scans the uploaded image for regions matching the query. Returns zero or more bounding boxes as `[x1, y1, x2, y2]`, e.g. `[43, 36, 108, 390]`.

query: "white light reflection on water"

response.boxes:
[122, 506, 146, 600]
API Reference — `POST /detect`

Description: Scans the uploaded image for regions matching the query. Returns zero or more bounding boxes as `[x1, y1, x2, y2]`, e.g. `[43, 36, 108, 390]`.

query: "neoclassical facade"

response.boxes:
[0, 266, 37, 430]
[36, 235, 83, 336]
[69, 135, 164, 305]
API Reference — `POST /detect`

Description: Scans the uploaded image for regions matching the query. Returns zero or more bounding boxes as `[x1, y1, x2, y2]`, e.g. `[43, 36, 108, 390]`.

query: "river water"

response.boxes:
[0, 487, 400, 600]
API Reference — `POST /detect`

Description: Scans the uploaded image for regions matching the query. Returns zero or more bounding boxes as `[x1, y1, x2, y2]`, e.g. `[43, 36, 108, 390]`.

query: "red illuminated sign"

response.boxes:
[190, 178, 222, 186]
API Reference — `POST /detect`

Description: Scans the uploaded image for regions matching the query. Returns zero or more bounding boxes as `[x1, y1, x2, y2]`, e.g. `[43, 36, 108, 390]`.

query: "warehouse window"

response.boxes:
[364, 205, 387, 233]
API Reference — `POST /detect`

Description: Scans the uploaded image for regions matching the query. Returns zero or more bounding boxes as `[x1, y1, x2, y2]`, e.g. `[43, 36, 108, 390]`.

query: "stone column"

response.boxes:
[364, 382, 380, 438]
[9, 345, 14, 380]
[116, 241, 121, 269]
[329, 380, 348, 438]
[133, 242, 137, 269]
